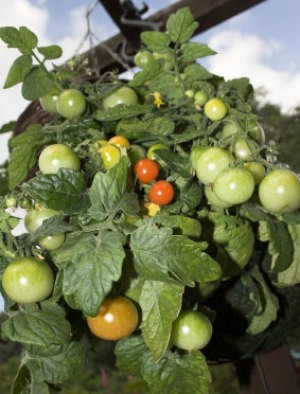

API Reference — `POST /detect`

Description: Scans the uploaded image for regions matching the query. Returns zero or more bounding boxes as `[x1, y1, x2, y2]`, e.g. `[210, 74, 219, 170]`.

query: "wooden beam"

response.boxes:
[85, 0, 267, 74]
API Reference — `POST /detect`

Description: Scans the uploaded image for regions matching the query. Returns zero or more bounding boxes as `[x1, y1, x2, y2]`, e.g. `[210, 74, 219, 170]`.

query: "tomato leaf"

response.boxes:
[180, 42, 216, 62]
[130, 224, 221, 285]
[37, 45, 63, 60]
[89, 157, 139, 221]
[128, 61, 164, 88]
[8, 124, 51, 190]
[154, 214, 202, 240]
[19, 26, 38, 51]
[95, 103, 153, 121]
[3, 54, 33, 88]
[25, 339, 86, 385]
[11, 364, 32, 394]
[141, 350, 211, 394]
[117, 116, 175, 139]
[154, 148, 193, 179]
[23, 169, 89, 215]
[139, 280, 184, 360]
[115, 336, 148, 378]
[1, 302, 71, 347]
[141, 31, 171, 53]
[22, 66, 57, 100]
[52, 231, 125, 316]
[166, 7, 199, 44]
[184, 63, 213, 81]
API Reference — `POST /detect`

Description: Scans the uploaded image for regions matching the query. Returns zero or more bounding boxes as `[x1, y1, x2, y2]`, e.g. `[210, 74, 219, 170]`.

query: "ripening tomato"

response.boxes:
[148, 180, 174, 205]
[135, 159, 160, 184]
[99, 144, 121, 169]
[86, 296, 139, 340]
[108, 135, 131, 148]
[2, 257, 54, 304]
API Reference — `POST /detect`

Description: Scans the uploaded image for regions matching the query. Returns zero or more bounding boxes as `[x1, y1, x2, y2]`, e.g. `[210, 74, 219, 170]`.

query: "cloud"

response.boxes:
[206, 30, 300, 113]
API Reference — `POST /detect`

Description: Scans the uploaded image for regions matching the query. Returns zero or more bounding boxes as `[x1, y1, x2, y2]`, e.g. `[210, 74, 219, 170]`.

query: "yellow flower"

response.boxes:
[152, 91, 164, 108]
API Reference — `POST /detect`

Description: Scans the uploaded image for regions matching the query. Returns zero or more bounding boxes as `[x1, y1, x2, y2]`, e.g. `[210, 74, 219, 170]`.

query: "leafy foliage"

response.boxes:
[1, 7, 300, 394]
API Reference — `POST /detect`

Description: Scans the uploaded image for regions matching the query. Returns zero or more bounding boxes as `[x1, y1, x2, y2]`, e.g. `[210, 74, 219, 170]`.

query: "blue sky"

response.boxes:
[0, 0, 300, 309]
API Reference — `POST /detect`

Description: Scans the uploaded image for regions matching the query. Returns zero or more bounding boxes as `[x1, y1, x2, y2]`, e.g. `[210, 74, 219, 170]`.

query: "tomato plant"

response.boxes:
[204, 98, 228, 121]
[38, 144, 80, 174]
[258, 168, 300, 213]
[148, 180, 174, 205]
[102, 86, 139, 109]
[2, 257, 54, 304]
[86, 296, 139, 340]
[171, 310, 213, 351]
[135, 158, 160, 184]
[1, 9, 300, 394]
[56, 89, 86, 119]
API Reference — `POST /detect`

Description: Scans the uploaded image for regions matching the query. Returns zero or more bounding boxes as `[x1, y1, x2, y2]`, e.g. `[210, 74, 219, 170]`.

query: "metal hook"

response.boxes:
[119, 0, 161, 31]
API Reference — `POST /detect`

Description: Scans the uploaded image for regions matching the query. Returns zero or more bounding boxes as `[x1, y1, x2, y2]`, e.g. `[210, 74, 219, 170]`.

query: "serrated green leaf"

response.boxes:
[0, 120, 16, 134]
[155, 214, 202, 239]
[26, 339, 86, 384]
[1, 303, 71, 347]
[19, 26, 38, 51]
[0, 26, 21, 48]
[23, 169, 89, 215]
[139, 280, 184, 360]
[184, 63, 213, 81]
[117, 116, 175, 140]
[141, 31, 171, 53]
[115, 336, 148, 378]
[3, 54, 33, 88]
[22, 66, 57, 100]
[141, 350, 211, 394]
[247, 266, 279, 335]
[8, 124, 50, 190]
[89, 157, 138, 221]
[128, 61, 164, 88]
[149, 73, 185, 101]
[155, 148, 193, 179]
[37, 45, 63, 60]
[52, 231, 125, 316]
[130, 224, 221, 285]
[166, 7, 199, 44]
[180, 42, 216, 62]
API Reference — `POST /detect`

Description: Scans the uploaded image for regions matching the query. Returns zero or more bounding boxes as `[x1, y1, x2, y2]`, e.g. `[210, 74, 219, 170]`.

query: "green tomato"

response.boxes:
[5, 196, 17, 209]
[245, 119, 265, 144]
[2, 257, 54, 304]
[24, 208, 60, 233]
[134, 50, 154, 68]
[39, 90, 60, 114]
[234, 138, 253, 161]
[190, 146, 208, 170]
[99, 144, 121, 169]
[244, 162, 265, 184]
[204, 185, 232, 208]
[56, 89, 86, 119]
[38, 144, 80, 175]
[196, 147, 233, 185]
[19, 197, 33, 210]
[258, 168, 300, 213]
[171, 310, 213, 351]
[221, 119, 243, 138]
[194, 90, 208, 106]
[102, 87, 138, 109]
[153, 51, 173, 71]
[204, 98, 228, 121]
[38, 233, 65, 251]
[214, 167, 255, 205]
